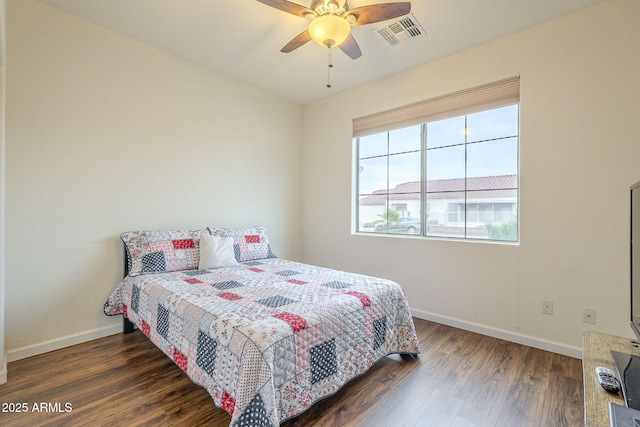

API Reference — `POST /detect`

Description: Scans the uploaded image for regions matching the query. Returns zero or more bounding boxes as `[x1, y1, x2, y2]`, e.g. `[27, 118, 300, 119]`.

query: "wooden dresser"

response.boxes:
[583, 331, 640, 426]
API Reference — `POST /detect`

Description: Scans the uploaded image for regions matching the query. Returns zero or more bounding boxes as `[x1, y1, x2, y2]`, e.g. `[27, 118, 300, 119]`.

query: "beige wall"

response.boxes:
[4, 0, 302, 358]
[3, 0, 639, 363]
[302, 0, 640, 356]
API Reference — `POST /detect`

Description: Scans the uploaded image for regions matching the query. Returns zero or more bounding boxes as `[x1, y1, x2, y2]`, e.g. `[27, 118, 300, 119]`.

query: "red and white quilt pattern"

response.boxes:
[105, 259, 420, 427]
[121, 229, 202, 276]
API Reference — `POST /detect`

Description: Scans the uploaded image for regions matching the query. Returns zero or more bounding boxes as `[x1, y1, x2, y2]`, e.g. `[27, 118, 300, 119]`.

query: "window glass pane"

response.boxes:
[467, 137, 518, 179]
[467, 104, 518, 143]
[467, 203, 479, 222]
[358, 199, 387, 233]
[355, 96, 519, 242]
[426, 116, 465, 149]
[359, 133, 387, 159]
[466, 190, 518, 241]
[482, 217, 518, 241]
[425, 194, 465, 238]
[389, 151, 421, 190]
[493, 203, 515, 219]
[358, 156, 387, 195]
[447, 202, 464, 223]
[381, 210, 421, 235]
[389, 125, 421, 154]
[426, 145, 465, 181]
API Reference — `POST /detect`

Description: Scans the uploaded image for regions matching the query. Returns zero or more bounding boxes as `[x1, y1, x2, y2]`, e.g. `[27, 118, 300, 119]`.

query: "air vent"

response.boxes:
[374, 13, 425, 46]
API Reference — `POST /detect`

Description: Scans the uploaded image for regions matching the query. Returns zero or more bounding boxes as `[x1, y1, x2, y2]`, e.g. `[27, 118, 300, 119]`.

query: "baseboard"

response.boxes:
[4, 311, 580, 366]
[7, 324, 122, 363]
[411, 308, 582, 359]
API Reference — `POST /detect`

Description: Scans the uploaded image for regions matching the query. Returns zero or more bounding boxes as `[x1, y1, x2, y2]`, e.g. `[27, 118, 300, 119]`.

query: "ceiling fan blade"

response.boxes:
[281, 29, 313, 53]
[347, 2, 411, 26]
[256, 0, 315, 18]
[339, 33, 362, 59]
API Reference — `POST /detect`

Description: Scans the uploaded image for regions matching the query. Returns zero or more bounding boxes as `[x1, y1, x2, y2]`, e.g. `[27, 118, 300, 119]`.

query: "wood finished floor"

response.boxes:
[0, 318, 584, 427]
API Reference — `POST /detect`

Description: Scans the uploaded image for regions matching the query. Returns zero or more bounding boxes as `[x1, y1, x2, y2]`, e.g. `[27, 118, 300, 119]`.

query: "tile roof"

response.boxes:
[360, 174, 517, 205]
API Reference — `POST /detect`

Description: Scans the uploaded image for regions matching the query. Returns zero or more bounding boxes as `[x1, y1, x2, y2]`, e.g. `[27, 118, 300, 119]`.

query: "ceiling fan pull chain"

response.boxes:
[327, 47, 333, 88]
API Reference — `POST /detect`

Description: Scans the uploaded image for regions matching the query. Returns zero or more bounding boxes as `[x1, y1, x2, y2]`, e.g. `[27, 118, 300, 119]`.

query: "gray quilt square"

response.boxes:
[213, 280, 243, 290]
[257, 295, 295, 308]
[321, 281, 352, 289]
[184, 269, 210, 276]
[145, 230, 171, 243]
[270, 335, 297, 386]
[131, 285, 140, 313]
[196, 330, 218, 377]
[373, 317, 387, 350]
[310, 339, 337, 384]
[156, 304, 169, 338]
[275, 270, 300, 277]
[142, 251, 165, 273]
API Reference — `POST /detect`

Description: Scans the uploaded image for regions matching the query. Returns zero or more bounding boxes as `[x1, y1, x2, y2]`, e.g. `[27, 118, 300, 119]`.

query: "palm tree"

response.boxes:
[378, 209, 401, 225]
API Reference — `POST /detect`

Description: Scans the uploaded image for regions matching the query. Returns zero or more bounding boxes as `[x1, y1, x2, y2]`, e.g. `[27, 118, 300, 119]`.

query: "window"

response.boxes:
[354, 77, 519, 242]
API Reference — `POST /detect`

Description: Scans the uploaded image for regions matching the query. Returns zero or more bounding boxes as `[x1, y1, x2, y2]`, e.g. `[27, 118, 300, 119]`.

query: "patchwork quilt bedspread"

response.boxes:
[105, 258, 420, 426]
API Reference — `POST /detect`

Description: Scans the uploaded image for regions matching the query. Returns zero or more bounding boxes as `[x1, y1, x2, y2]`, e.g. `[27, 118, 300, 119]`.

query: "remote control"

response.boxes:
[596, 366, 621, 393]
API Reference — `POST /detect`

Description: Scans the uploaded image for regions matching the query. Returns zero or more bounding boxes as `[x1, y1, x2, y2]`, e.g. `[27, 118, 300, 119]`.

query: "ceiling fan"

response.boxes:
[257, 0, 412, 60]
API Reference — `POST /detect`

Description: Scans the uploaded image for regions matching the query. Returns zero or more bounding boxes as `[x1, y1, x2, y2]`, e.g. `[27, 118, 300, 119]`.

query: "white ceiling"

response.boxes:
[37, 0, 604, 105]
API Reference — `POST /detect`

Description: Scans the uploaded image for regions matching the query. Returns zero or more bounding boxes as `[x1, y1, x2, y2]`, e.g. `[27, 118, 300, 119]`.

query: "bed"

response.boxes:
[104, 226, 420, 426]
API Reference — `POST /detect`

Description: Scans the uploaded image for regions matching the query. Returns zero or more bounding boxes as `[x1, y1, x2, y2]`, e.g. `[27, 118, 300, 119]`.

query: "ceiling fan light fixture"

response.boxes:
[308, 14, 351, 47]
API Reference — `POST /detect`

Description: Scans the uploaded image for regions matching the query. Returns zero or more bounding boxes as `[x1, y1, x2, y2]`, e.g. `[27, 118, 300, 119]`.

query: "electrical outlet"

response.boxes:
[542, 300, 553, 315]
[583, 308, 596, 324]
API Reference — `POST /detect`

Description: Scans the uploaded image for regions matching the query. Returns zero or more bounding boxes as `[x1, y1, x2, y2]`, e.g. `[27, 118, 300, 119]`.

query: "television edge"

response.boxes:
[630, 181, 640, 343]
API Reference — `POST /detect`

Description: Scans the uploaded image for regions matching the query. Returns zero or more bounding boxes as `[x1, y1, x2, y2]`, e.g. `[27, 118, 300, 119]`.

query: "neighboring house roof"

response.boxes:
[360, 174, 518, 205]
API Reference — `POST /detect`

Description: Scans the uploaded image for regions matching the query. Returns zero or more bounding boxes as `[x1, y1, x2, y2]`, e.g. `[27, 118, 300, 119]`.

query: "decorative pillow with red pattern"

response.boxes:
[121, 229, 202, 276]
[207, 226, 277, 262]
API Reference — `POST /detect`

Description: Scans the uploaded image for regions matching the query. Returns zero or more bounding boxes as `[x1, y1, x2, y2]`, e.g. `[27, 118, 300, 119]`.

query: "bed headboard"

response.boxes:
[123, 246, 130, 278]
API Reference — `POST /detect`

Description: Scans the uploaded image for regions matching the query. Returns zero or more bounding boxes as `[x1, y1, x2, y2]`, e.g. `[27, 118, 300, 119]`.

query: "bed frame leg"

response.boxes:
[123, 316, 135, 334]
[400, 353, 418, 361]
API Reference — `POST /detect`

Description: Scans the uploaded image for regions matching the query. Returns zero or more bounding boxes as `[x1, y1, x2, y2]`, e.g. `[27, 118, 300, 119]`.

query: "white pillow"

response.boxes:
[199, 232, 238, 269]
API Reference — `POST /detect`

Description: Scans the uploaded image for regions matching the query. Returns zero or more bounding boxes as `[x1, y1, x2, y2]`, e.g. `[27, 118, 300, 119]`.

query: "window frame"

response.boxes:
[354, 99, 520, 243]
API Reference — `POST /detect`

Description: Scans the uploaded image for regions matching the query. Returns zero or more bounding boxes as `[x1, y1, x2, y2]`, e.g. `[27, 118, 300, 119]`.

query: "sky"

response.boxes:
[357, 104, 519, 195]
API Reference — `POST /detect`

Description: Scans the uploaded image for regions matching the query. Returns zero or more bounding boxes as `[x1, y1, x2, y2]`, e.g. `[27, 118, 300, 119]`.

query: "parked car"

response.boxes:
[374, 217, 421, 234]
